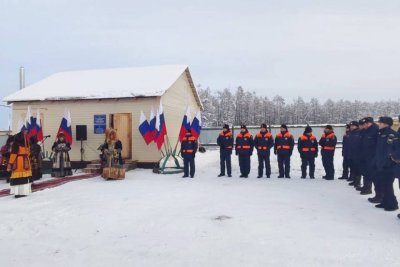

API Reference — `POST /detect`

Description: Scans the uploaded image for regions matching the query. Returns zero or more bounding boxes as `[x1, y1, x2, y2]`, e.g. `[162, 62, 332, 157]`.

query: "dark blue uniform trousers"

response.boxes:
[258, 152, 271, 177]
[220, 152, 232, 175]
[238, 154, 251, 176]
[183, 157, 195, 177]
[378, 170, 398, 209]
[278, 154, 291, 177]
[322, 151, 335, 178]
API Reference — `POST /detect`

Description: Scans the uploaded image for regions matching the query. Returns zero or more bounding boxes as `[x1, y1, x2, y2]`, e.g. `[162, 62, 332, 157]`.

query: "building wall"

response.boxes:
[161, 72, 201, 150]
[10, 72, 201, 163]
[12, 98, 160, 163]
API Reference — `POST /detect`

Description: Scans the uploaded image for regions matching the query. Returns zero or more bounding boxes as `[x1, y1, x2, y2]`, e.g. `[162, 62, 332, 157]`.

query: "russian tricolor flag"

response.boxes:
[139, 111, 153, 145]
[179, 106, 191, 142]
[155, 101, 167, 150]
[57, 109, 73, 144]
[149, 107, 157, 142]
[191, 110, 202, 139]
[36, 109, 43, 141]
[26, 106, 37, 138]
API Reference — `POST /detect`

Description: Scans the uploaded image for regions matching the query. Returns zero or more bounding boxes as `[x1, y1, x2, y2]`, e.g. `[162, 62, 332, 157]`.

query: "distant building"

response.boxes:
[3, 65, 202, 166]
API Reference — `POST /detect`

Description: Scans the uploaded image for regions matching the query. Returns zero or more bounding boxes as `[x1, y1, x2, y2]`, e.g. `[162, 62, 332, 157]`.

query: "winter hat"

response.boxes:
[362, 117, 374, 124]
[358, 119, 365, 125]
[280, 124, 288, 130]
[345, 124, 350, 129]
[304, 126, 312, 133]
[378, 116, 393, 126]
[240, 125, 247, 130]
[260, 123, 267, 129]
[325, 125, 333, 130]
[223, 124, 230, 130]
[349, 121, 359, 127]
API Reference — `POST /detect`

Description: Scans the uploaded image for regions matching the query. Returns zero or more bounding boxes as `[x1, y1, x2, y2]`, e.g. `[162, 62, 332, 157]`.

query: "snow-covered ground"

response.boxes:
[0, 148, 399, 267]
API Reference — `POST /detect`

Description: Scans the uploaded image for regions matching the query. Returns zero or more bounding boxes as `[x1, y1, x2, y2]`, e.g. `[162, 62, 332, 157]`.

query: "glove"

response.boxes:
[274, 150, 277, 155]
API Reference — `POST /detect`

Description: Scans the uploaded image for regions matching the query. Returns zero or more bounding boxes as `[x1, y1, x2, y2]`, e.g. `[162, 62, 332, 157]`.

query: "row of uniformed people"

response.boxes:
[216, 123, 337, 179]
[340, 116, 400, 218]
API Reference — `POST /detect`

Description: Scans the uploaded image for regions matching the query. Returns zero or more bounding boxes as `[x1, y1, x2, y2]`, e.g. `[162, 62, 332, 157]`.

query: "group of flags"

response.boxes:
[18, 106, 44, 142]
[139, 101, 167, 150]
[18, 106, 73, 144]
[138, 103, 202, 150]
[178, 106, 202, 141]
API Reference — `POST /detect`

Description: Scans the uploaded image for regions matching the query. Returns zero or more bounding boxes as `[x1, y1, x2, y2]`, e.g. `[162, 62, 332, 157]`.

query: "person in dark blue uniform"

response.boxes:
[390, 124, 400, 218]
[339, 124, 351, 180]
[274, 124, 294, 178]
[358, 117, 378, 195]
[373, 116, 399, 211]
[235, 125, 254, 178]
[319, 125, 337, 180]
[254, 123, 274, 178]
[217, 124, 233, 177]
[347, 121, 363, 188]
[356, 119, 368, 191]
[298, 126, 318, 179]
[180, 129, 198, 178]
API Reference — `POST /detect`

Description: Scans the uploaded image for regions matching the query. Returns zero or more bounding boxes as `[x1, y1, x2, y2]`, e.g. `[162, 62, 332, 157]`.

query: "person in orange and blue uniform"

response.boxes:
[235, 125, 254, 178]
[274, 124, 294, 178]
[217, 124, 233, 177]
[298, 126, 318, 179]
[319, 125, 337, 180]
[180, 129, 198, 178]
[254, 123, 274, 178]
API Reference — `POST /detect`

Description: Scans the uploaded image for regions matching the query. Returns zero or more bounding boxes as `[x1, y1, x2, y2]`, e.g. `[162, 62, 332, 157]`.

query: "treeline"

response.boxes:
[198, 86, 400, 127]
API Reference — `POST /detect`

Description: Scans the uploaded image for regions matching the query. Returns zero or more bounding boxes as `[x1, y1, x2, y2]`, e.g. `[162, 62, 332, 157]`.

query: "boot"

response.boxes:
[368, 195, 383, 203]
[360, 188, 372, 195]
[227, 174, 232, 177]
[338, 176, 348, 180]
[397, 214, 400, 219]
[355, 186, 363, 191]
[266, 175, 270, 178]
[218, 174, 225, 177]
[278, 175, 284, 178]
[257, 175, 262, 178]
[375, 203, 385, 209]
[384, 206, 399, 212]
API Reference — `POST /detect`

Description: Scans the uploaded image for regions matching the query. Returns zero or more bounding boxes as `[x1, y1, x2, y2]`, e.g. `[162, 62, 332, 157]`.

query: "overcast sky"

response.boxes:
[1, 0, 400, 129]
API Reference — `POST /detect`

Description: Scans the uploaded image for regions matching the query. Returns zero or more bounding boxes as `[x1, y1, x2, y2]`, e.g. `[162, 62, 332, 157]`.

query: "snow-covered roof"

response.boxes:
[3, 65, 202, 107]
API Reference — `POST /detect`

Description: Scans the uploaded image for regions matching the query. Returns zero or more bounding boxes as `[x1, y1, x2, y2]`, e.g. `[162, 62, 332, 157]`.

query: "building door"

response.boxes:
[110, 113, 132, 159]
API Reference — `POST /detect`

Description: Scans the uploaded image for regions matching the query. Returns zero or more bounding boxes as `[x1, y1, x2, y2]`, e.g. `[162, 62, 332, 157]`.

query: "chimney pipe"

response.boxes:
[19, 66, 25, 90]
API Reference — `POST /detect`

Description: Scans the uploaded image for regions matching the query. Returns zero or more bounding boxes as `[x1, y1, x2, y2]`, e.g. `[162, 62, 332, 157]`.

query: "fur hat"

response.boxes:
[280, 124, 288, 130]
[378, 116, 393, 126]
[223, 124, 230, 130]
[325, 125, 333, 130]
[260, 123, 267, 129]
[240, 125, 247, 130]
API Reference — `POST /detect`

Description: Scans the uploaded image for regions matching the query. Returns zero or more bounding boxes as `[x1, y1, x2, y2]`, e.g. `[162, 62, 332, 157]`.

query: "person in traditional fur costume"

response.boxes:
[7, 131, 32, 198]
[51, 132, 72, 177]
[102, 129, 123, 168]
[30, 136, 42, 181]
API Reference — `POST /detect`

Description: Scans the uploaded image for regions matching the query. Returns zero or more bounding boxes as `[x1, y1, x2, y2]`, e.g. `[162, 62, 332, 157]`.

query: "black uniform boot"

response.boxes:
[360, 188, 372, 195]
[368, 195, 384, 204]
[257, 175, 262, 178]
[397, 214, 400, 219]
[218, 174, 225, 177]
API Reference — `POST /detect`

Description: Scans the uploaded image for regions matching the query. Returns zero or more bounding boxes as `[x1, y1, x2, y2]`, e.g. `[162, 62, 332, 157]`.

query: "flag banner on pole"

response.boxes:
[57, 109, 73, 144]
[138, 111, 153, 145]
[179, 106, 191, 142]
[191, 110, 202, 139]
[149, 106, 157, 142]
[155, 101, 167, 150]
[36, 109, 43, 141]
